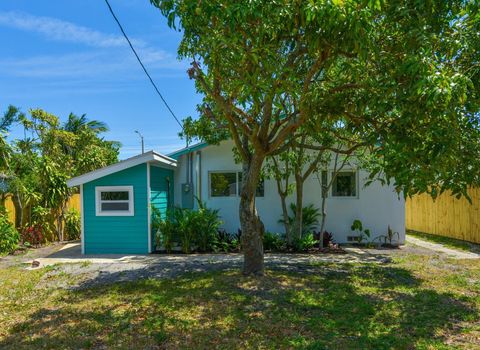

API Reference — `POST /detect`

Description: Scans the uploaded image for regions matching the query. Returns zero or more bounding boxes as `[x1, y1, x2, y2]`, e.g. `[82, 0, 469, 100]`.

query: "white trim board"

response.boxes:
[95, 186, 135, 216]
[80, 184, 85, 255]
[67, 151, 177, 187]
[147, 162, 152, 253]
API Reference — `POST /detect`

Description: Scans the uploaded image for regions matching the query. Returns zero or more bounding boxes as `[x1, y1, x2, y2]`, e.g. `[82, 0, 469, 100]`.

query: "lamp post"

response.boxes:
[135, 130, 144, 154]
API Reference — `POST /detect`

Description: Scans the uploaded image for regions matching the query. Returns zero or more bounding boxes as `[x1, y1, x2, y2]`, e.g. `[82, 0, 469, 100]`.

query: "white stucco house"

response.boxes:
[170, 140, 405, 244]
[67, 139, 405, 254]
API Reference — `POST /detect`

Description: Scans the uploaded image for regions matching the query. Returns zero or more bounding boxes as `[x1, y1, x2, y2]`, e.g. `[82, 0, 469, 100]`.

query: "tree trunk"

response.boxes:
[240, 154, 265, 276]
[292, 173, 304, 240]
[12, 192, 23, 229]
[319, 195, 327, 248]
[279, 192, 291, 243]
[56, 201, 67, 241]
[274, 176, 291, 244]
[57, 211, 63, 242]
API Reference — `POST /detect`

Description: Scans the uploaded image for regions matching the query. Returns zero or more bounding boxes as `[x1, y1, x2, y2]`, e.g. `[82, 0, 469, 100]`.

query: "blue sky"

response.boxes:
[0, 0, 200, 158]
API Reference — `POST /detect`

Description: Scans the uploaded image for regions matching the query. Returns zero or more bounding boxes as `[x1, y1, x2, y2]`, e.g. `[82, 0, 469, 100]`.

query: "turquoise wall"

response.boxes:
[83, 164, 148, 254]
[150, 166, 174, 250]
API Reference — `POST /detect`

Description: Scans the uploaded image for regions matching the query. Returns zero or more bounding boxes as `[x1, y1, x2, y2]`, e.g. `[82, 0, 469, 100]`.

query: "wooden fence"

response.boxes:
[406, 188, 480, 244]
[3, 194, 81, 225]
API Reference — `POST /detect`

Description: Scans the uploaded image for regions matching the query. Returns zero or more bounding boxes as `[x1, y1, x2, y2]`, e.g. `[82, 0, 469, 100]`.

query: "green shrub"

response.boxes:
[156, 217, 177, 253]
[263, 232, 285, 251]
[172, 208, 196, 254]
[351, 219, 371, 243]
[214, 230, 232, 252]
[64, 208, 81, 240]
[151, 205, 162, 236]
[153, 205, 180, 253]
[279, 203, 320, 235]
[0, 213, 19, 255]
[214, 229, 241, 252]
[30, 206, 55, 242]
[154, 203, 223, 253]
[194, 201, 223, 252]
[292, 232, 318, 252]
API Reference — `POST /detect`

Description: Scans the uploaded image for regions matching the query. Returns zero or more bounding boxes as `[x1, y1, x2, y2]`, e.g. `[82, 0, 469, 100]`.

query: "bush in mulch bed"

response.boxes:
[299, 242, 347, 254]
[262, 231, 347, 254]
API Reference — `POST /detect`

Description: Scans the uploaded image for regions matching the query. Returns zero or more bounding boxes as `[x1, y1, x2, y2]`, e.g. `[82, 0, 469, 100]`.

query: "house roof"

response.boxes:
[167, 142, 209, 159]
[66, 150, 177, 188]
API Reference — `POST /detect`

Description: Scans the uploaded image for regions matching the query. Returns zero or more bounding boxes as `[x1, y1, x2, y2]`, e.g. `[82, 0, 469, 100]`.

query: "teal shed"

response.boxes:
[67, 151, 176, 254]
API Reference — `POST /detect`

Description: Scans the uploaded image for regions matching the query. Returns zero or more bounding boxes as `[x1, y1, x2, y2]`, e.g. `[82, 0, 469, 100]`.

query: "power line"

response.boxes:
[103, 0, 183, 129]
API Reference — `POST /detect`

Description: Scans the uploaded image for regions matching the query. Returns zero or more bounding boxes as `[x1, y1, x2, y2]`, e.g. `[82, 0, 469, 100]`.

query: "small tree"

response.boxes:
[265, 136, 329, 243]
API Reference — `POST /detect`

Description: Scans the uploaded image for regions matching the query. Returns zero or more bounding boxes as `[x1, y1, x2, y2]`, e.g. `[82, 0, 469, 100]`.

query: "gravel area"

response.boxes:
[68, 252, 397, 289]
[0, 239, 443, 289]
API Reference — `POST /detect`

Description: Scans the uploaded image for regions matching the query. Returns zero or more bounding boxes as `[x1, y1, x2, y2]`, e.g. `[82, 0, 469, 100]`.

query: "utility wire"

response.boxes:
[103, 0, 183, 129]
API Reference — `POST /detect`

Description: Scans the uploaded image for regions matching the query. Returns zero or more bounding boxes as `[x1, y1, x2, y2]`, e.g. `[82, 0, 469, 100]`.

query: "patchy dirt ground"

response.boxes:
[0, 239, 447, 289]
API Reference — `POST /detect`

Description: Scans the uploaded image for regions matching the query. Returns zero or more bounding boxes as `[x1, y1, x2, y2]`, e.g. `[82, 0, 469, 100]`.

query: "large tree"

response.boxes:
[151, 0, 480, 275]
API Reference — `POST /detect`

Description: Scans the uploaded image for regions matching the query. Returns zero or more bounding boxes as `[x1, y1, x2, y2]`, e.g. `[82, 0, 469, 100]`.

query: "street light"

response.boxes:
[135, 130, 144, 154]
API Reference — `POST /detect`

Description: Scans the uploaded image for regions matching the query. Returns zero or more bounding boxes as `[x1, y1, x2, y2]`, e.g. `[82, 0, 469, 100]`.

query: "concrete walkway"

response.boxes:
[25, 243, 393, 267]
[406, 235, 480, 259]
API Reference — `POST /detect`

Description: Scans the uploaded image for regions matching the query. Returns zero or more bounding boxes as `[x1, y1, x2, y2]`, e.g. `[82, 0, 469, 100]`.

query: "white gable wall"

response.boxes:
[174, 140, 405, 244]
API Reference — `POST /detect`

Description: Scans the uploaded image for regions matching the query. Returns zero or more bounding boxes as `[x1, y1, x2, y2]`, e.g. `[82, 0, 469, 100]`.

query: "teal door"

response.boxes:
[150, 166, 174, 251]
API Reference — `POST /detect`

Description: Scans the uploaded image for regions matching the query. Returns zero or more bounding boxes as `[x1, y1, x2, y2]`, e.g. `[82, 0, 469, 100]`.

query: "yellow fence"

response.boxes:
[406, 188, 480, 244]
[3, 194, 81, 225]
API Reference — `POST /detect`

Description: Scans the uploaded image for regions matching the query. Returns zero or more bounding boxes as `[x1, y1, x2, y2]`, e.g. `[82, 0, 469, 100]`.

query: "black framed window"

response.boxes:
[332, 171, 356, 197]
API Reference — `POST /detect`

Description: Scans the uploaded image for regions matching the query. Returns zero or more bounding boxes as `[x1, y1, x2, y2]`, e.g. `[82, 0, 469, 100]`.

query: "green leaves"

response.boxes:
[0, 213, 19, 255]
[151, 0, 480, 202]
[0, 106, 119, 238]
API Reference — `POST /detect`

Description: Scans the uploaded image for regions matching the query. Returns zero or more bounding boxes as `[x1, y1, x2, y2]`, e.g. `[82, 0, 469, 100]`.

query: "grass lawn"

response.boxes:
[408, 230, 480, 253]
[1, 254, 479, 349]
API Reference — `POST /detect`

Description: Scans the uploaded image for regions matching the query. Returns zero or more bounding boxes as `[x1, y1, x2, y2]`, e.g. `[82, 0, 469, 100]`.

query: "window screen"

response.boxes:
[210, 173, 237, 197]
[96, 186, 133, 216]
[101, 201, 130, 211]
[101, 191, 129, 201]
[332, 172, 356, 197]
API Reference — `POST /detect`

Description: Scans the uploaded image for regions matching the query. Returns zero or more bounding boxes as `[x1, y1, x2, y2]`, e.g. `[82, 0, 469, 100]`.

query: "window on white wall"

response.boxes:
[95, 186, 134, 216]
[210, 172, 237, 197]
[332, 171, 357, 197]
[209, 172, 264, 197]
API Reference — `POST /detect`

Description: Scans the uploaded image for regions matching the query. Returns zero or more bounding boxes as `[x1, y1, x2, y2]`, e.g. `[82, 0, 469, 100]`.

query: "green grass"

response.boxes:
[1, 255, 479, 349]
[408, 230, 480, 253]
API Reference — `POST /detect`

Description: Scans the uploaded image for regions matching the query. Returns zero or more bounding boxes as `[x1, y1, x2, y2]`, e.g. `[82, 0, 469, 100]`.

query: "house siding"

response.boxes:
[150, 166, 174, 218]
[150, 165, 174, 250]
[174, 140, 406, 244]
[83, 164, 148, 254]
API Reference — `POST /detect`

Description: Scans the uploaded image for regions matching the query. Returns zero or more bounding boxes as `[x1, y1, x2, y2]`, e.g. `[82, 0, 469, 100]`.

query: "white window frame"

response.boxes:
[95, 186, 134, 216]
[330, 170, 359, 199]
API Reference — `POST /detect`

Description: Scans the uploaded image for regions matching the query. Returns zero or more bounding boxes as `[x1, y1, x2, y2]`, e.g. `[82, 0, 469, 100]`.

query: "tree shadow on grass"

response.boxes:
[1, 262, 477, 349]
